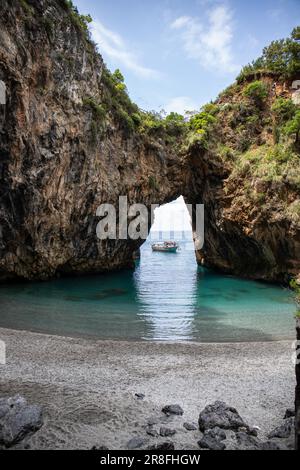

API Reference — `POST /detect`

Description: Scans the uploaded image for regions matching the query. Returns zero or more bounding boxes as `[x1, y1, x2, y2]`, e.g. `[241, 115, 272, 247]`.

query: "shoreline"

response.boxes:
[0, 327, 295, 450]
[0, 325, 295, 346]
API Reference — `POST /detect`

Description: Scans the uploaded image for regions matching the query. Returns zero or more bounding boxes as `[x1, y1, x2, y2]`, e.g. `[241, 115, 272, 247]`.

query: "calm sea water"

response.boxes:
[0, 233, 296, 342]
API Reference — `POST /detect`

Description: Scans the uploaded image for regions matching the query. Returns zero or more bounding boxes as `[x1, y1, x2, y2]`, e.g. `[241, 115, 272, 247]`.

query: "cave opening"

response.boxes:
[146, 195, 196, 256]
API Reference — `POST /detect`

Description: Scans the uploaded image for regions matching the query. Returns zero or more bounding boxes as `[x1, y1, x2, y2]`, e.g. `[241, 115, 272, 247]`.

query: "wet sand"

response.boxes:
[0, 327, 295, 450]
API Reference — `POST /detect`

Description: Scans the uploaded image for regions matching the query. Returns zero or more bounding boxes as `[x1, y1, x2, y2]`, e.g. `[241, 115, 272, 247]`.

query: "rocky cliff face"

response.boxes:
[0, 0, 186, 280]
[0, 0, 299, 283]
[186, 73, 300, 283]
[190, 137, 300, 283]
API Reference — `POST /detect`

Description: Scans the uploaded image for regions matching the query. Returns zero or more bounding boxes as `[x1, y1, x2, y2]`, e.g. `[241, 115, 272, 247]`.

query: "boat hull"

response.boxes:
[152, 246, 178, 253]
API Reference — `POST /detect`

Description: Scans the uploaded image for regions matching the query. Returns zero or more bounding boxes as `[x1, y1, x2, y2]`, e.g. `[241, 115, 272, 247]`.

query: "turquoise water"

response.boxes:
[0, 235, 296, 342]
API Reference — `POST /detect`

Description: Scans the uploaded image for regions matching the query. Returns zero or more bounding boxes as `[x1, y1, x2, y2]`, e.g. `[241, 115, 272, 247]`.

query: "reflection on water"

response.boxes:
[134, 239, 198, 341]
[0, 232, 296, 342]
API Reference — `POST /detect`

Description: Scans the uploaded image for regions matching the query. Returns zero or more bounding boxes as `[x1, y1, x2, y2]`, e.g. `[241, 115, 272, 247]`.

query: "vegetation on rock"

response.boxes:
[237, 26, 300, 82]
[62, 0, 92, 36]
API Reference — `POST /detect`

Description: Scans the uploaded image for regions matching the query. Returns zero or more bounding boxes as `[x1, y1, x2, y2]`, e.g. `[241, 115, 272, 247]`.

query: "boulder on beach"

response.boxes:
[268, 417, 294, 439]
[183, 422, 197, 431]
[127, 437, 148, 449]
[284, 408, 295, 419]
[198, 401, 248, 432]
[0, 395, 43, 448]
[146, 427, 159, 437]
[162, 404, 184, 416]
[198, 426, 227, 451]
[198, 435, 226, 451]
[160, 427, 176, 437]
[235, 432, 285, 450]
[148, 442, 175, 450]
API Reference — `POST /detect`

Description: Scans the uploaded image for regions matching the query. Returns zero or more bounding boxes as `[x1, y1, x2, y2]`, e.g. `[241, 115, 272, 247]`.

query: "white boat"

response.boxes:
[151, 241, 179, 253]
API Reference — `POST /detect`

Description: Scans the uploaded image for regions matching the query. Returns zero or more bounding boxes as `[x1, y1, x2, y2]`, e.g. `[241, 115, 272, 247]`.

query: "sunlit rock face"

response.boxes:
[187, 147, 300, 283]
[0, 0, 299, 283]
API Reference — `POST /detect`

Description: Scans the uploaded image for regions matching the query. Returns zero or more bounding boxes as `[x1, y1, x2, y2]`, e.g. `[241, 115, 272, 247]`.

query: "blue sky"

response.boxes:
[74, 0, 300, 114]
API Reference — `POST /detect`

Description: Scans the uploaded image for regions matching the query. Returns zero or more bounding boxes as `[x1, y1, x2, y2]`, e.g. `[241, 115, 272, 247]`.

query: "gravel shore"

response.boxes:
[0, 327, 295, 450]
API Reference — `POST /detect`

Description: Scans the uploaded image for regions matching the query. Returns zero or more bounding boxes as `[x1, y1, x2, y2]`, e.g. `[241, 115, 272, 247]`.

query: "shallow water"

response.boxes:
[0, 234, 295, 342]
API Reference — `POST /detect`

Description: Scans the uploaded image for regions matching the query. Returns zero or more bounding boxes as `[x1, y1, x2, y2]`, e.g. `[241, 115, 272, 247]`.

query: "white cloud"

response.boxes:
[171, 16, 191, 29]
[164, 96, 198, 114]
[170, 5, 240, 74]
[90, 20, 160, 79]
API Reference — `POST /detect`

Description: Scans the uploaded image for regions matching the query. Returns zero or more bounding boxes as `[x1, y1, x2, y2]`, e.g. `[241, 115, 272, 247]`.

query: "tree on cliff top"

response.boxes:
[237, 26, 300, 81]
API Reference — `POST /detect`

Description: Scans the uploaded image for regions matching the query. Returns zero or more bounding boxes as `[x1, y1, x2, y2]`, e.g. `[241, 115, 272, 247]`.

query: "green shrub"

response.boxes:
[246, 115, 259, 125]
[229, 144, 300, 189]
[218, 84, 239, 99]
[64, 0, 92, 35]
[266, 144, 293, 163]
[138, 111, 165, 135]
[290, 277, 300, 315]
[243, 81, 268, 107]
[131, 113, 142, 127]
[229, 103, 256, 129]
[218, 144, 234, 160]
[190, 111, 216, 132]
[272, 124, 280, 144]
[201, 103, 219, 116]
[83, 98, 106, 121]
[236, 134, 251, 152]
[102, 68, 139, 118]
[83, 98, 107, 142]
[19, 0, 33, 15]
[164, 112, 186, 136]
[183, 130, 209, 152]
[148, 176, 159, 191]
[272, 98, 297, 124]
[116, 108, 135, 134]
[283, 110, 300, 144]
[112, 69, 125, 84]
[180, 105, 219, 152]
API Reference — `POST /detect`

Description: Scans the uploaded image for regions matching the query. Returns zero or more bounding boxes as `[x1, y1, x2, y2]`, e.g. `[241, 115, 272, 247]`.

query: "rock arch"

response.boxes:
[0, 0, 299, 283]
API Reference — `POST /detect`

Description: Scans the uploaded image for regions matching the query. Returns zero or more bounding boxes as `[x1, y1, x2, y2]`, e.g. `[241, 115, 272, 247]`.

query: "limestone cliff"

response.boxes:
[0, 0, 185, 280]
[189, 77, 300, 282]
[0, 0, 299, 283]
